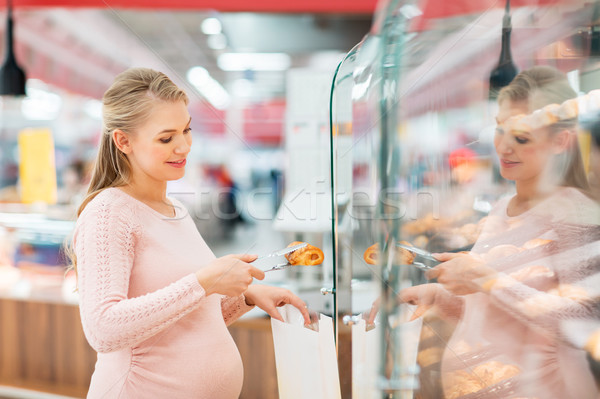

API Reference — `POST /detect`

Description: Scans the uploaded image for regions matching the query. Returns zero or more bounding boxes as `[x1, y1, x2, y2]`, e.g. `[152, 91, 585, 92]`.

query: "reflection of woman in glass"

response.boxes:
[402, 66, 600, 398]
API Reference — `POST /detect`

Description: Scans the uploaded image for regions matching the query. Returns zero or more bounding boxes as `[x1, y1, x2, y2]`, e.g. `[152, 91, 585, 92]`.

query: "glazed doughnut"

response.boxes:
[285, 241, 324, 266]
[363, 243, 379, 265]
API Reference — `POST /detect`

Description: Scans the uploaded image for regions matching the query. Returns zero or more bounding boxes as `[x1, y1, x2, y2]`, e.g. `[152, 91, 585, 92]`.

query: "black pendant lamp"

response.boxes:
[0, 0, 26, 96]
[488, 0, 518, 100]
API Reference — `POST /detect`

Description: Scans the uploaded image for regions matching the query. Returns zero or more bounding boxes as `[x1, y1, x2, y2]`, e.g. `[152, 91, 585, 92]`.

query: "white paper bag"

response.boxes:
[352, 304, 423, 399]
[271, 304, 342, 399]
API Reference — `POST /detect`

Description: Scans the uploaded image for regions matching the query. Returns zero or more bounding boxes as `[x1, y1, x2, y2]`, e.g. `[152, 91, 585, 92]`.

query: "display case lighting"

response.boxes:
[218, 53, 291, 71]
[201, 17, 222, 35]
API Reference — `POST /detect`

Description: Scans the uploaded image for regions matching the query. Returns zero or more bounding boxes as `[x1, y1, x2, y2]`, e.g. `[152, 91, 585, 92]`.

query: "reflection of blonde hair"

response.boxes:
[67, 68, 188, 271]
[498, 66, 589, 191]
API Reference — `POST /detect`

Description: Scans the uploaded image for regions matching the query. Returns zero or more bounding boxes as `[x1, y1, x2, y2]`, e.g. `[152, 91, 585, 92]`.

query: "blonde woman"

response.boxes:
[71, 68, 310, 398]
[402, 66, 600, 398]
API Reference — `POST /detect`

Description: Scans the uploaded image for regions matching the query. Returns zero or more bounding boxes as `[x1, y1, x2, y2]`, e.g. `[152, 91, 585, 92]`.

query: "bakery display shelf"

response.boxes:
[453, 376, 519, 399]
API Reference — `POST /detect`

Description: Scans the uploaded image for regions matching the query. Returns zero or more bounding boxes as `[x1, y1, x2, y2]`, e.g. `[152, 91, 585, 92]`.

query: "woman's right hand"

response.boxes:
[195, 254, 265, 297]
[399, 283, 445, 321]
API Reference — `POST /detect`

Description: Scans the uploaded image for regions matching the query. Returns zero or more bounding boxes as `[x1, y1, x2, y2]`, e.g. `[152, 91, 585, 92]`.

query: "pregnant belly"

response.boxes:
[129, 328, 244, 398]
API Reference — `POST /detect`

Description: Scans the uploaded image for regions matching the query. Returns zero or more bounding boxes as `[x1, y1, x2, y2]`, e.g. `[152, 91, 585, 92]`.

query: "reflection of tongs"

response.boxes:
[396, 242, 439, 270]
[396, 242, 439, 262]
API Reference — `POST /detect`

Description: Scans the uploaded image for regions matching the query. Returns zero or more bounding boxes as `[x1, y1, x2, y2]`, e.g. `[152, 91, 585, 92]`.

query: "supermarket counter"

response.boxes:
[0, 282, 279, 399]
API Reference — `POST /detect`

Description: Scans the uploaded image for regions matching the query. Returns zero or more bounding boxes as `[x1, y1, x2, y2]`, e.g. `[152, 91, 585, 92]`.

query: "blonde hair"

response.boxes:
[497, 66, 589, 191]
[67, 68, 188, 271]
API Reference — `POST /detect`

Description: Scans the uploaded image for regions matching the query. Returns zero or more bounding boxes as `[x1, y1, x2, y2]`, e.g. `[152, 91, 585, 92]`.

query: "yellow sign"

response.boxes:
[18, 128, 57, 204]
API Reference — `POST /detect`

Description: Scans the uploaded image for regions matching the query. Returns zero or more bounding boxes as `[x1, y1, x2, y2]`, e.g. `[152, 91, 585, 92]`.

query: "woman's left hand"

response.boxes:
[244, 284, 311, 325]
[425, 252, 497, 295]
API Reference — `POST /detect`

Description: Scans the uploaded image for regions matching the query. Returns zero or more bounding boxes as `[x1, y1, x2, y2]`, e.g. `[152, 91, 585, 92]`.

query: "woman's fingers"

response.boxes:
[410, 304, 431, 321]
[432, 252, 462, 262]
[425, 265, 442, 280]
[284, 293, 311, 324]
[249, 265, 265, 281]
[229, 253, 258, 262]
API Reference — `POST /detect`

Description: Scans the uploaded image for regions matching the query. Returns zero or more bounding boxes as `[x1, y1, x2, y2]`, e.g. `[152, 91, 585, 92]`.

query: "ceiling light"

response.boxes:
[218, 53, 291, 71]
[201, 17, 222, 35]
[21, 85, 62, 120]
[207, 33, 227, 50]
[0, 0, 26, 96]
[187, 66, 230, 110]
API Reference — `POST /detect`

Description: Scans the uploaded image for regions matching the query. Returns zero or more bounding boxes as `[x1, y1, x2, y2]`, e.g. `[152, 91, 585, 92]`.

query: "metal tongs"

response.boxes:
[395, 242, 439, 270]
[256, 242, 308, 272]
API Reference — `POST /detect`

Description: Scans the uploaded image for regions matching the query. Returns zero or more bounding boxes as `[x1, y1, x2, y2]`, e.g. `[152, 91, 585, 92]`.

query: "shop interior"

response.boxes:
[0, 0, 599, 398]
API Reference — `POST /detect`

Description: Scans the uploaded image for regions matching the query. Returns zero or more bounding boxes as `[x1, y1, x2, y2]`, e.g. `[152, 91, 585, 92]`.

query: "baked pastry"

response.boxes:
[530, 103, 560, 129]
[396, 240, 417, 264]
[417, 346, 443, 368]
[585, 330, 600, 361]
[483, 244, 522, 262]
[443, 370, 485, 399]
[509, 265, 554, 281]
[363, 243, 379, 265]
[522, 238, 552, 250]
[363, 241, 416, 265]
[443, 361, 520, 399]
[557, 98, 578, 120]
[285, 241, 324, 265]
[471, 361, 520, 386]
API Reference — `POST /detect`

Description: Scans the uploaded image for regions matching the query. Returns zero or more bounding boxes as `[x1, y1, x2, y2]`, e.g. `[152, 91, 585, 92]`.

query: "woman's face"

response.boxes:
[494, 99, 559, 184]
[125, 100, 192, 184]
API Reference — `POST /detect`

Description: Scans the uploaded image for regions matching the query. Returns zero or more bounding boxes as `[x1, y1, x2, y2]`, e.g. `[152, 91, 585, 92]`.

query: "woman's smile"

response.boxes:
[500, 158, 520, 168]
[166, 159, 187, 168]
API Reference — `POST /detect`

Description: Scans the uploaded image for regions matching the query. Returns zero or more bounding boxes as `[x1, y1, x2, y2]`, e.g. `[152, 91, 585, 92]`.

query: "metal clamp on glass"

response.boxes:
[377, 365, 420, 392]
[320, 287, 335, 295]
[342, 314, 362, 326]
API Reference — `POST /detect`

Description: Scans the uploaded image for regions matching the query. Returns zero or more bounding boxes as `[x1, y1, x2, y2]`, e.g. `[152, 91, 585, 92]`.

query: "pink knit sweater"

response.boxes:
[73, 187, 254, 398]
[440, 187, 600, 399]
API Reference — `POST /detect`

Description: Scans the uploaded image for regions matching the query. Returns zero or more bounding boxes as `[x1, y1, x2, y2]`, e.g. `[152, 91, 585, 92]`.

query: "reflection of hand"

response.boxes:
[195, 254, 264, 297]
[244, 284, 311, 325]
[365, 297, 380, 325]
[399, 283, 445, 320]
[426, 252, 497, 295]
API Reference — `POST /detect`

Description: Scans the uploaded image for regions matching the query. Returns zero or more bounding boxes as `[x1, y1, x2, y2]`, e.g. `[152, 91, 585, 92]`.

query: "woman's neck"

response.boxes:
[509, 180, 557, 216]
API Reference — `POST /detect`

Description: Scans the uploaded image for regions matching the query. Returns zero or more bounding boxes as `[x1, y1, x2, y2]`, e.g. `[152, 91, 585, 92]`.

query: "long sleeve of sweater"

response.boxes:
[221, 294, 254, 326]
[74, 199, 208, 353]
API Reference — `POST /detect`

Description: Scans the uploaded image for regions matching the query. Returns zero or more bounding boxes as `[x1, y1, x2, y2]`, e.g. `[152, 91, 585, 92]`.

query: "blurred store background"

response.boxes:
[1, 0, 599, 398]
[0, 1, 375, 398]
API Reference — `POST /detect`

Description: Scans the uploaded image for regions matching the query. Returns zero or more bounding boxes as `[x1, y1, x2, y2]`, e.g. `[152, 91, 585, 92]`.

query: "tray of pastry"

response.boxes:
[443, 360, 520, 399]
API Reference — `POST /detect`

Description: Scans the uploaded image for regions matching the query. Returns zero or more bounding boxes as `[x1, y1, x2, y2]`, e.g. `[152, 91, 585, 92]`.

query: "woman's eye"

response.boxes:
[514, 136, 529, 144]
[184, 127, 192, 134]
[160, 137, 172, 143]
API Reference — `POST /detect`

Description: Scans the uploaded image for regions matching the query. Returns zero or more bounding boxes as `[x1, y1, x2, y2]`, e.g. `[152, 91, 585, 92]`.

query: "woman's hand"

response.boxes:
[244, 284, 311, 325]
[399, 283, 446, 320]
[195, 254, 265, 297]
[426, 252, 497, 295]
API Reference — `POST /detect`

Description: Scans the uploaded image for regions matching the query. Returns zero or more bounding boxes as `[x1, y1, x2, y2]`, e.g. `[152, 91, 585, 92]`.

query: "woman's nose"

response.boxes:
[174, 135, 191, 155]
[496, 134, 513, 155]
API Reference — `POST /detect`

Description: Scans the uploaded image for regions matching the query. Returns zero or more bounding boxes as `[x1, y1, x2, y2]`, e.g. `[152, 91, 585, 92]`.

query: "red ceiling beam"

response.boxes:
[9, 0, 378, 14]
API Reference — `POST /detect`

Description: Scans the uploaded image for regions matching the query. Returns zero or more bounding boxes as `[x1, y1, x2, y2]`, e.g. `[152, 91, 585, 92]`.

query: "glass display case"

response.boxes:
[330, 0, 600, 397]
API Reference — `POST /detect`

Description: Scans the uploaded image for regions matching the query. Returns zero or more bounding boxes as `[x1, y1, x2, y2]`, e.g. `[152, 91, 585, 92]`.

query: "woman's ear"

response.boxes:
[113, 129, 131, 154]
[552, 129, 572, 154]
